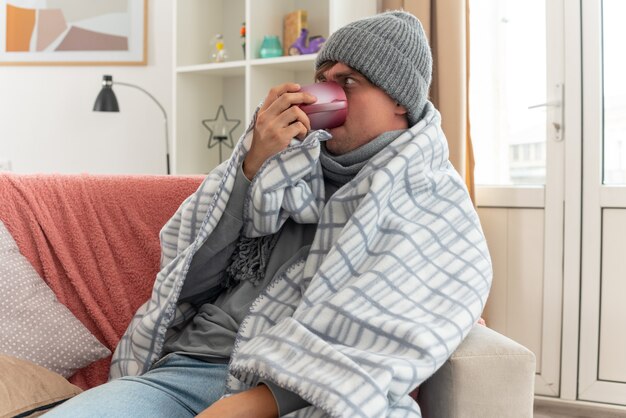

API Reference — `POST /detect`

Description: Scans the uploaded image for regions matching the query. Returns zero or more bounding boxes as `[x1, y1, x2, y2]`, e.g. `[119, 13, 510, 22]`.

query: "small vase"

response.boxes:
[259, 35, 283, 58]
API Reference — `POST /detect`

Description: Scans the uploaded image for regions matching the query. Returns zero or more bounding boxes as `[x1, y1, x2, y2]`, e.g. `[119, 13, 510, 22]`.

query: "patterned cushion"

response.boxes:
[0, 221, 110, 378]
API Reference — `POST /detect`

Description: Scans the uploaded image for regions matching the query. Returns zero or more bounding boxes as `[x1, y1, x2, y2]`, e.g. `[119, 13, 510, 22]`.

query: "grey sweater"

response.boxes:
[163, 165, 317, 358]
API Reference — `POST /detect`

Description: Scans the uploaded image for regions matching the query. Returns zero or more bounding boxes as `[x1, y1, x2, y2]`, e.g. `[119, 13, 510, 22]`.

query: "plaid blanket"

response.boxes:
[110, 102, 492, 417]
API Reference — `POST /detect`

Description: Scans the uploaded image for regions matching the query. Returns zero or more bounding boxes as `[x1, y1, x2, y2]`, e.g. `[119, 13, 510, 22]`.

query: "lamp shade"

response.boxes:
[93, 75, 119, 112]
[92, 74, 171, 174]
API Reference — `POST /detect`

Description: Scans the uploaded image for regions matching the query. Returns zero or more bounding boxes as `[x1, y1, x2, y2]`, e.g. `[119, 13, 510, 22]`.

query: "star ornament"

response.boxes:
[202, 105, 241, 150]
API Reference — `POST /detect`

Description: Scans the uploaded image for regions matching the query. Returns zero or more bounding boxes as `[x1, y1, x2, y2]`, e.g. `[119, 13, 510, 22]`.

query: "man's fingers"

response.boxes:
[287, 121, 308, 141]
[293, 106, 312, 132]
[260, 82, 302, 112]
[266, 92, 317, 117]
[247, 83, 316, 179]
[276, 106, 311, 132]
[285, 108, 311, 141]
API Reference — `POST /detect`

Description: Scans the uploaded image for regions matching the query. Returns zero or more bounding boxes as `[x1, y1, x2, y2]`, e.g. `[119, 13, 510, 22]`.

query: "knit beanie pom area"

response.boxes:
[315, 11, 433, 125]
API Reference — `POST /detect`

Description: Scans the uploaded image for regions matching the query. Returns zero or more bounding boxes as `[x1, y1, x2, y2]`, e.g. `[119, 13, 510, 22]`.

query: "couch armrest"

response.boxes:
[418, 325, 536, 418]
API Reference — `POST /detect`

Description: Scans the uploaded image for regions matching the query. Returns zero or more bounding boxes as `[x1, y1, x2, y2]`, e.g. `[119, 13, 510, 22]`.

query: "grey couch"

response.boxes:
[0, 173, 535, 417]
[419, 324, 536, 418]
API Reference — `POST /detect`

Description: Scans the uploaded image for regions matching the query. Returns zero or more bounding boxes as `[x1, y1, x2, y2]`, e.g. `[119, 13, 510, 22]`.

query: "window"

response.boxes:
[469, 0, 547, 186]
[469, 0, 566, 398]
[602, 0, 626, 184]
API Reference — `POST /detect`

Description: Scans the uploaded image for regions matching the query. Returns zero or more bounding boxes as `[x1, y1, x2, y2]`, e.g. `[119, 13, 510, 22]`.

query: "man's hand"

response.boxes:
[243, 83, 317, 180]
[196, 385, 278, 418]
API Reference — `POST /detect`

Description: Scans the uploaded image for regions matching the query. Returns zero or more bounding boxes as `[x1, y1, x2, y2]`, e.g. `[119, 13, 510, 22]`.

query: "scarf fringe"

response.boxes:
[224, 233, 281, 287]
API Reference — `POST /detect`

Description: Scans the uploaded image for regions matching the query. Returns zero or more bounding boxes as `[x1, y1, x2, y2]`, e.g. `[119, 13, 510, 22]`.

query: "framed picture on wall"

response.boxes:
[0, 0, 147, 65]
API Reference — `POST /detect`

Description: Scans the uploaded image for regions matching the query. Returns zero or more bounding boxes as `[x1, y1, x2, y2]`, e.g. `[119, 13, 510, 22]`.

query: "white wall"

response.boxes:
[0, 1, 172, 175]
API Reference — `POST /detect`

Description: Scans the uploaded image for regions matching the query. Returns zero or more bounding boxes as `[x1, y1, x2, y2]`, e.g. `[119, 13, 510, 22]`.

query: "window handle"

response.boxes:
[528, 101, 561, 109]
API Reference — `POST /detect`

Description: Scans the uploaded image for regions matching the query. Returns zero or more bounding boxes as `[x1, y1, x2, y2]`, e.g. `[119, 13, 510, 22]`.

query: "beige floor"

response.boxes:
[534, 400, 626, 418]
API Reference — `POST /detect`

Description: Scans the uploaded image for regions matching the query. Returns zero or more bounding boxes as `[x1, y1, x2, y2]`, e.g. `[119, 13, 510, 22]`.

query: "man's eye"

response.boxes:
[344, 77, 356, 86]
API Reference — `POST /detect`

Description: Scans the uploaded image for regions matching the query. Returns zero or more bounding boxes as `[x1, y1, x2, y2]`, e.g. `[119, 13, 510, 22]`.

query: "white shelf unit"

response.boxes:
[173, 0, 378, 174]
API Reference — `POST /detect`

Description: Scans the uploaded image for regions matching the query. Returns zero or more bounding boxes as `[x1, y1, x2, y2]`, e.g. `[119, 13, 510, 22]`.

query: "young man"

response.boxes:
[46, 11, 491, 418]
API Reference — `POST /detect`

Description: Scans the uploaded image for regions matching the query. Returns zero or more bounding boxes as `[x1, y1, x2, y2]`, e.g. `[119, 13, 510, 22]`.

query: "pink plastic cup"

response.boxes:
[299, 81, 347, 130]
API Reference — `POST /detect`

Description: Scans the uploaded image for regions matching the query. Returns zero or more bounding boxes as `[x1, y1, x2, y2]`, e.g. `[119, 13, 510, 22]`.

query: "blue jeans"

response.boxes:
[43, 354, 228, 418]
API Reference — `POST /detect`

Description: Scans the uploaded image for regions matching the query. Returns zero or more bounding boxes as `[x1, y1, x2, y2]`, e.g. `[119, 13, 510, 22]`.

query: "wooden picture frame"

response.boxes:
[0, 0, 147, 66]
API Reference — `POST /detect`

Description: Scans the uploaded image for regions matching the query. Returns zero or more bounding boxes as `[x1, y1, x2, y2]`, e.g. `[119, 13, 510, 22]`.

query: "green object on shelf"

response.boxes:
[259, 35, 283, 58]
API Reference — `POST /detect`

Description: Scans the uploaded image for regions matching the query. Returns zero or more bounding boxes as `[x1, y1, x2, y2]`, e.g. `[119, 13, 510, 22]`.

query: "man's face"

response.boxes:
[316, 62, 408, 155]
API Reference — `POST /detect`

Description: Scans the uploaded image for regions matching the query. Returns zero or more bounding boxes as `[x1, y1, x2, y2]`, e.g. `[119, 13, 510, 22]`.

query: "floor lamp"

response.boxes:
[93, 75, 171, 174]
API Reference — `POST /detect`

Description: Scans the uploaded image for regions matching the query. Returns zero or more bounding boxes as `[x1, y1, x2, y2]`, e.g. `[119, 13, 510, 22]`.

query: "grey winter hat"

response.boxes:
[315, 11, 433, 125]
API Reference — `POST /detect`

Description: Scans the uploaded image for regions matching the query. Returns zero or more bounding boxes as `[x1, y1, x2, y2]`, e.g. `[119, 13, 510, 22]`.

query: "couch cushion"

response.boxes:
[0, 354, 82, 418]
[0, 221, 110, 378]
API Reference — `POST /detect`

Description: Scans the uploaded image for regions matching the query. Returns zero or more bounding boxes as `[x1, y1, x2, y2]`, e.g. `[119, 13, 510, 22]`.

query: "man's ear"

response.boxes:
[395, 103, 408, 116]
